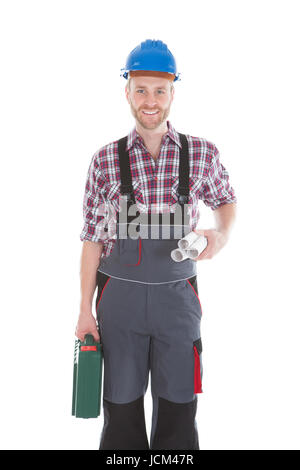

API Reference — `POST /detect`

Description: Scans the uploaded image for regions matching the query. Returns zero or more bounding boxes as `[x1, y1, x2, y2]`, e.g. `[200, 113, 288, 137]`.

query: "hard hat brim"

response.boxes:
[128, 70, 176, 81]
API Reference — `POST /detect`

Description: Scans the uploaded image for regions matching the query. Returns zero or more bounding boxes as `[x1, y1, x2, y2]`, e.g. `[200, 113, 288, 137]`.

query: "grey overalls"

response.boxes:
[95, 133, 203, 450]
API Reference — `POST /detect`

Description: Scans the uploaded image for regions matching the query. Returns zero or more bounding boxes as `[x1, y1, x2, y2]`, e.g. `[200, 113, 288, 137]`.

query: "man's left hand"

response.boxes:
[192, 228, 229, 261]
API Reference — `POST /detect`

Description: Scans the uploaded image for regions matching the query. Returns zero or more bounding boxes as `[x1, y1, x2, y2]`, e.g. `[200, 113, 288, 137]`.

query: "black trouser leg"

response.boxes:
[99, 395, 149, 450]
[151, 396, 199, 450]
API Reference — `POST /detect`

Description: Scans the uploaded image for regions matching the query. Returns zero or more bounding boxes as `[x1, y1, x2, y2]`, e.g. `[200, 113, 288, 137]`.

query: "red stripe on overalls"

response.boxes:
[96, 277, 111, 311]
[187, 279, 203, 393]
[193, 345, 203, 394]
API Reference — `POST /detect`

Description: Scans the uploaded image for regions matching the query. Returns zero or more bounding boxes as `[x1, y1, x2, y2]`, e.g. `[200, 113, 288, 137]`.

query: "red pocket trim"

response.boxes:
[135, 238, 142, 266]
[187, 279, 202, 314]
[96, 277, 111, 311]
[193, 345, 203, 394]
[124, 238, 142, 266]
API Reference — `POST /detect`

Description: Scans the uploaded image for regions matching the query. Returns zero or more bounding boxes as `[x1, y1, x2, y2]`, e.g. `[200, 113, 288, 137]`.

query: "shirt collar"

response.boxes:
[126, 120, 182, 151]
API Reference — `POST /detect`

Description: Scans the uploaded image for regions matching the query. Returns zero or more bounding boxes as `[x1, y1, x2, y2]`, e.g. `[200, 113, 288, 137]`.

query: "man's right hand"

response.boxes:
[75, 311, 100, 343]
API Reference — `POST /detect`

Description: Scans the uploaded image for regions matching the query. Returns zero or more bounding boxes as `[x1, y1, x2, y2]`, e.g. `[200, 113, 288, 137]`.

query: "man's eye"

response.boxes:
[157, 90, 165, 94]
[137, 90, 144, 93]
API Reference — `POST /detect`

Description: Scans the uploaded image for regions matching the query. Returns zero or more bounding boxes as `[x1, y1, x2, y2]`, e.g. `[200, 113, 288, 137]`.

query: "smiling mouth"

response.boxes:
[142, 110, 159, 116]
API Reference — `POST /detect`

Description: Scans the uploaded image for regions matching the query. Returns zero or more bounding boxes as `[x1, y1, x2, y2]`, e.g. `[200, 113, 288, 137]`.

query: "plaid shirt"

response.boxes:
[80, 120, 237, 259]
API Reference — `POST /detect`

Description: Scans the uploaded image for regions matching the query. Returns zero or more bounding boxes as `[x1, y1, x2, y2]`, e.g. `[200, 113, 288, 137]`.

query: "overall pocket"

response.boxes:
[95, 271, 111, 316]
[118, 237, 142, 266]
[193, 338, 203, 394]
[187, 275, 202, 317]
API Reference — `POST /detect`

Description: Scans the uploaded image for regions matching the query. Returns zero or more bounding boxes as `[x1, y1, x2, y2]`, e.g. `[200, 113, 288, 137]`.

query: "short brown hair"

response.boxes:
[126, 71, 175, 91]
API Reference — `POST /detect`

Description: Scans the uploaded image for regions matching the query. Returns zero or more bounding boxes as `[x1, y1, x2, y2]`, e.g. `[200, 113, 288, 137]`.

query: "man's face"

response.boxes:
[125, 76, 174, 130]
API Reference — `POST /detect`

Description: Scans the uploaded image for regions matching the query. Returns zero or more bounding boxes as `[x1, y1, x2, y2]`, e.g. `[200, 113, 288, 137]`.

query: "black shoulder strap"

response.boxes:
[177, 133, 190, 205]
[117, 136, 136, 204]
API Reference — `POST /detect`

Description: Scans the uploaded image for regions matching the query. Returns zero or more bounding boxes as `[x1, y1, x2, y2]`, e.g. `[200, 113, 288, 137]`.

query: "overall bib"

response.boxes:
[95, 133, 203, 450]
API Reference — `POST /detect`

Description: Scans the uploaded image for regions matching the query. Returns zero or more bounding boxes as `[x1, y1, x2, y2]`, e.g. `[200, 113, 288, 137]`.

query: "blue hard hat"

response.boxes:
[120, 39, 181, 82]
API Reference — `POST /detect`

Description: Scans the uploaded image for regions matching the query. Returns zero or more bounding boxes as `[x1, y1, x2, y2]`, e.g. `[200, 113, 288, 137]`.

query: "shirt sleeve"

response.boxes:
[200, 144, 237, 210]
[79, 151, 110, 244]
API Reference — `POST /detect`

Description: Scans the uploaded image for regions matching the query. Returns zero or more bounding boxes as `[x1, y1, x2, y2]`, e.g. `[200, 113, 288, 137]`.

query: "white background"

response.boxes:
[0, 0, 299, 450]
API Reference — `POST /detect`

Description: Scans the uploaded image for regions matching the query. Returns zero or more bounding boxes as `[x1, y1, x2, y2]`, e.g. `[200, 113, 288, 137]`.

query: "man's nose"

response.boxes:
[144, 93, 157, 107]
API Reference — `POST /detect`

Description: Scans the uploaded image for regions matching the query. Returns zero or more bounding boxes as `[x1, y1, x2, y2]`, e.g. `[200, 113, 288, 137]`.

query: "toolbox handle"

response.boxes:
[83, 334, 96, 346]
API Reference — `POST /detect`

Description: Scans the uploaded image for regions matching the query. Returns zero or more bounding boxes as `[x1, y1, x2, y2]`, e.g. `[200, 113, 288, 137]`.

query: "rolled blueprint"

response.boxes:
[170, 247, 190, 262]
[186, 236, 208, 260]
[178, 230, 200, 250]
[171, 233, 208, 262]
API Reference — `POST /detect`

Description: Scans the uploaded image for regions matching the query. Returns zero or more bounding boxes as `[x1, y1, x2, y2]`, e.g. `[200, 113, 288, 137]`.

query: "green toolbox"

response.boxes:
[72, 334, 103, 418]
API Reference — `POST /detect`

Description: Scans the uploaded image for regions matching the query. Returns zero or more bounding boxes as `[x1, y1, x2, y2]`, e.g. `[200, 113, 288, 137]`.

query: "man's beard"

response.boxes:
[129, 102, 171, 130]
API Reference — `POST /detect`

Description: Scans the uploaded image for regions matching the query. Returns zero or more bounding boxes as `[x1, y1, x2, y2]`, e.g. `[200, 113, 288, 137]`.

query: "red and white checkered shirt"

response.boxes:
[80, 120, 237, 259]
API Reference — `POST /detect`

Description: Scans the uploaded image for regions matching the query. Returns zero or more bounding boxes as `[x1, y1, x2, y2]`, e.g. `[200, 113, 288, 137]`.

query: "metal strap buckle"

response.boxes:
[123, 192, 135, 205]
[178, 194, 189, 205]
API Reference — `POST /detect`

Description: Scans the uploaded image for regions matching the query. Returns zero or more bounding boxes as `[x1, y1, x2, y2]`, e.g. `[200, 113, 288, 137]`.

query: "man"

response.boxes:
[76, 39, 237, 450]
